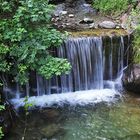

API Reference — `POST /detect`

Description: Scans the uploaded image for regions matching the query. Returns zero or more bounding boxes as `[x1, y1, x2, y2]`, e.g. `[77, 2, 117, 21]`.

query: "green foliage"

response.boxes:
[127, 7, 140, 63]
[0, 127, 4, 139]
[0, 95, 5, 139]
[133, 25, 140, 63]
[38, 57, 71, 79]
[0, 0, 71, 85]
[0, 105, 5, 111]
[23, 96, 33, 115]
[93, 0, 133, 15]
[128, 8, 140, 28]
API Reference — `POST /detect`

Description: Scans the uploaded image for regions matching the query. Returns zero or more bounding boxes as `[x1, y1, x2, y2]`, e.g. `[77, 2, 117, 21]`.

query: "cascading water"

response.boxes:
[6, 35, 131, 108]
[57, 37, 104, 91]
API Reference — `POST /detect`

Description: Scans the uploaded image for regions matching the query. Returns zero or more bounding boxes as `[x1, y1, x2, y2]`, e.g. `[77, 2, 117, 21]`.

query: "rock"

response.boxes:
[51, 0, 117, 31]
[49, 0, 65, 4]
[65, 0, 74, 2]
[42, 138, 48, 140]
[79, 17, 94, 24]
[120, 13, 128, 29]
[61, 11, 68, 15]
[120, 134, 140, 140]
[77, 1, 97, 14]
[89, 23, 95, 28]
[40, 124, 63, 138]
[116, 25, 121, 29]
[53, 4, 65, 17]
[122, 64, 140, 93]
[68, 14, 74, 18]
[40, 109, 60, 120]
[98, 21, 116, 29]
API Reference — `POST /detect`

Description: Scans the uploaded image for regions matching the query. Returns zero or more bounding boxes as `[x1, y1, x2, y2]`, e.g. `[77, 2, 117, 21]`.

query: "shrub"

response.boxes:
[0, 0, 71, 85]
[133, 25, 140, 63]
[93, 0, 129, 15]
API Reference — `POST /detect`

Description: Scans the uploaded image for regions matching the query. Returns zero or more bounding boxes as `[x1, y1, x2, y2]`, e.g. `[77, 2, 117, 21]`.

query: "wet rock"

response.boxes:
[68, 14, 74, 18]
[40, 109, 60, 120]
[65, 0, 84, 7]
[61, 10, 68, 15]
[42, 138, 48, 140]
[122, 64, 140, 93]
[40, 124, 63, 138]
[120, 134, 140, 140]
[51, 0, 112, 31]
[53, 4, 65, 17]
[65, 0, 74, 2]
[79, 18, 94, 24]
[98, 21, 116, 29]
[76, 2, 97, 13]
[89, 23, 95, 29]
[85, 0, 92, 4]
[49, 0, 65, 4]
[42, 138, 47, 140]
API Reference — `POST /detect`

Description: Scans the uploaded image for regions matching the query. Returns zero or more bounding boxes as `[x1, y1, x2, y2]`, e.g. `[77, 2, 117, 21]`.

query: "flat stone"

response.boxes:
[98, 21, 116, 29]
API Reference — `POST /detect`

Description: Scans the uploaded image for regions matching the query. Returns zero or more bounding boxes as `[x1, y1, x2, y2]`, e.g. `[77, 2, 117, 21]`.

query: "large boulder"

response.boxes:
[122, 64, 140, 93]
[98, 21, 116, 29]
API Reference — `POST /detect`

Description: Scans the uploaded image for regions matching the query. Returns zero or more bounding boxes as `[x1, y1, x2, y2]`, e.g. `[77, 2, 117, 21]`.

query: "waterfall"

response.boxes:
[57, 37, 104, 91]
[5, 35, 131, 105]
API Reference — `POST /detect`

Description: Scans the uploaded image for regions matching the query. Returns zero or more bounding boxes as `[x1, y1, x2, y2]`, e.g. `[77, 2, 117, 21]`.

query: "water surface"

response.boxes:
[5, 92, 140, 140]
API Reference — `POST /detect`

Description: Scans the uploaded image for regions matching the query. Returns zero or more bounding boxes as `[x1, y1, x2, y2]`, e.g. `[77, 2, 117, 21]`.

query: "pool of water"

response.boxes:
[4, 92, 140, 140]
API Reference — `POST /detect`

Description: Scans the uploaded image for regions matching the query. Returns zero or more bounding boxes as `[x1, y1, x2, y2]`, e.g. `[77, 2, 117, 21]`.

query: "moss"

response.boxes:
[69, 29, 128, 37]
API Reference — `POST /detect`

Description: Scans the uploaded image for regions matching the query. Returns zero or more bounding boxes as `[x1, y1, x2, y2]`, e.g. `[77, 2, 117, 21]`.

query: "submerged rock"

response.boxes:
[40, 109, 60, 120]
[40, 124, 64, 138]
[98, 21, 116, 29]
[120, 134, 140, 140]
[122, 64, 140, 93]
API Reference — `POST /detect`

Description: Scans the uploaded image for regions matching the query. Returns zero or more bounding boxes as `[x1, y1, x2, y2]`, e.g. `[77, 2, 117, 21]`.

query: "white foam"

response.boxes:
[11, 89, 121, 109]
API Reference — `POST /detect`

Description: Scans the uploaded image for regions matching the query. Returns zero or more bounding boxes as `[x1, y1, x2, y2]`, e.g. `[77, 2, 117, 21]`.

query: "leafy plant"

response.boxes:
[129, 8, 140, 28]
[0, 0, 71, 86]
[133, 25, 140, 63]
[22, 96, 34, 140]
[23, 96, 33, 115]
[0, 105, 5, 111]
[93, 0, 133, 16]
[0, 127, 4, 139]
[0, 95, 5, 139]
